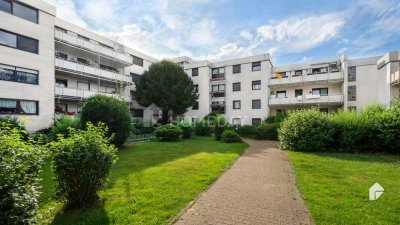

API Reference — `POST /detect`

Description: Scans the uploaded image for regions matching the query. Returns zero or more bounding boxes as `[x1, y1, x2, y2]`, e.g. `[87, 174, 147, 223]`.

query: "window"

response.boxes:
[233, 64, 241, 73]
[211, 67, 225, 79]
[232, 82, 241, 92]
[0, 1, 38, 23]
[252, 80, 261, 90]
[77, 81, 89, 91]
[294, 70, 302, 76]
[310, 67, 327, 75]
[312, 88, 328, 96]
[0, 64, 38, 85]
[100, 64, 118, 73]
[77, 58, 90, 66]
[319, 108, 329, 113]
[132, 55, 144, 67]
[280, 72, 287, 78]
[295, 89, 303, 97]
[132, 109, 144, 117]
[276, 91, 286, 98]
[0, 0, 11, 13]
[232, 118, 241, 125]
[252, 99, 261, 109]
[348, 85, 356, 101]
[233, 100, 241, 109]
[193, 84, 198, 93]
[192, 68, 198, 76]
[348, 66, 356, 82]
[55, 103, 68, 114]
[192, 101, 199, 110]
[131, 73, 141, 85]
[212, 84, 225, 92]
[252, 61, 261, 71]
[100, 85, 115, 94]
[0, 29, 38, 54]
[13, 2, 38, 23]
[252, 118, 262, 126]
[55, 78, 67, 88]
[0, 98, 38, 115]
[56, 51, 67, 60]
[330, 63, 339, 72]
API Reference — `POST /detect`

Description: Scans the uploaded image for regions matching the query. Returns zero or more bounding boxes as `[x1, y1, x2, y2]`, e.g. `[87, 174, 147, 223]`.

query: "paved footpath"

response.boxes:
[173, 138, 313, 225]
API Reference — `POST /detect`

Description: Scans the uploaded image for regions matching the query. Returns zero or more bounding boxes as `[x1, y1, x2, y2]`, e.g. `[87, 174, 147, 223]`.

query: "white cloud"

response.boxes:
[240, 30, 253, 40]
[43, 0, 88, 28]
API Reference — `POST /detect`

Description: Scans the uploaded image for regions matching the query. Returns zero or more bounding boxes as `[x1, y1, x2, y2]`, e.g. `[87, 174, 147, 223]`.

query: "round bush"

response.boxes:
[221, 130, 241, 143]
[178, 120, 192, 139]
[214, 115, 228, 141]
[0, 122, 45, 225]
[81, 95, 132, 147]
[255, 122, 280, 140]
[278, 109, 335, 151]
[155, 124, 182, 141]
[50, 123, 118, 208]
[194, 120, 212, 136]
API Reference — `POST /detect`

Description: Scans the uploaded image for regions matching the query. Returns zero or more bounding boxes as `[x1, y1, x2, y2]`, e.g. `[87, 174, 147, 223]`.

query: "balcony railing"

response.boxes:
[55, 87, 130, 102]
[55, 58, 132, 83]
[269, 94, 344, 106]
[211, 74, 225, 80]
[269, 71, 343, 86]
[391, 70, 399, 86]
[55, 30, 132, 64]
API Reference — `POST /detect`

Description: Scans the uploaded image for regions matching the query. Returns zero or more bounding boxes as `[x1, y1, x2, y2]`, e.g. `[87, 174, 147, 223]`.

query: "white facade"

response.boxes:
[0, 0, 399, 130]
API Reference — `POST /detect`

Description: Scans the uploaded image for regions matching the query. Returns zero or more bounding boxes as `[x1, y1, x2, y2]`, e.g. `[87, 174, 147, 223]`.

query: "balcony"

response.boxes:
[269, 72, 343, 87]
[55, 30, 131, 64]
[55, 87, 130, 102]
[55, 58, 132, 83]
[391, 70, 400, 86]
[211, 74, 225, 81]
[269, 94, 344, 106]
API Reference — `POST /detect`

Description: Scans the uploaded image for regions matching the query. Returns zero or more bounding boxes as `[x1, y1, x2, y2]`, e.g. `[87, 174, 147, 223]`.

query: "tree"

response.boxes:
[81, 95, 132, 147]
[135, 60, 199, 124]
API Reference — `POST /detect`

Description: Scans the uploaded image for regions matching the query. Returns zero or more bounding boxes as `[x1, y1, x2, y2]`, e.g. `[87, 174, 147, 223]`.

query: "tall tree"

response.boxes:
[135, 60, 199, 124]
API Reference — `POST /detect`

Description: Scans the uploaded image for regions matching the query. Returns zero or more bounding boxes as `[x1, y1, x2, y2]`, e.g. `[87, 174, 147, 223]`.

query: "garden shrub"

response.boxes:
[264, 112, 288, 124]
[50, 123, 117, 209]
[178, 120, 192, 139]
[203, 112, 220, 125]
[81, 95, 132, 147]
[214, 115, 228, 141]
[377, 99, 400, 153]
[255, 122, 280, 140]
[0, 116, 28, 140]
[279, 109, 335, 152]
[0, 122, 45, 225]
[155, 124, 182, 141]
[221, 130, 241, 143]
[235, 125, 257, 138]
[49, 116, 81, 141]
[194, 120, 212, 136]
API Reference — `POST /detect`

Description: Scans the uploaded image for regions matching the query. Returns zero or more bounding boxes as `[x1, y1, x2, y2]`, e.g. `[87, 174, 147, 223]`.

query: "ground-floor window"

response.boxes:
[252, 118, 262, 125]
[232, 118, 241, 125]
[319, 108, 329, 113]
[0, 98, 38, 115]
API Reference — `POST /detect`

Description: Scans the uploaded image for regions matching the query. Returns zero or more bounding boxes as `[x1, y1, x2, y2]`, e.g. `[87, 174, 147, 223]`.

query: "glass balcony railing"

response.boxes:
[55, 86, 130, 102]
[269, 71, 343, 86]
[269, 94, 344, 106]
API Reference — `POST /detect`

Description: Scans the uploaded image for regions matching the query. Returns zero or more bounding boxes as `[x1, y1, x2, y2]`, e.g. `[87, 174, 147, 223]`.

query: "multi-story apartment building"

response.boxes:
[0, 0, 399, 131]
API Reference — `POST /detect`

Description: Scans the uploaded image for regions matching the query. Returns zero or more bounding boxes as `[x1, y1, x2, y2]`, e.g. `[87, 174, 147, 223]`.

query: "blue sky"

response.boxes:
[44, 0, 400, 64]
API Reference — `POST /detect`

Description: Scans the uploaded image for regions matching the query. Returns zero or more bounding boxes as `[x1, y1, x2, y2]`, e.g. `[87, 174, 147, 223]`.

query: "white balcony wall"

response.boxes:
[269, 71, 343, 86]
[269, 94, 344, 106]
[55, 87, 130, 102]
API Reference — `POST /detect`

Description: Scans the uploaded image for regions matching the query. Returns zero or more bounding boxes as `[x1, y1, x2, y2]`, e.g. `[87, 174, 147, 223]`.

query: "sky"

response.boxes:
[43, 0, 400, 65]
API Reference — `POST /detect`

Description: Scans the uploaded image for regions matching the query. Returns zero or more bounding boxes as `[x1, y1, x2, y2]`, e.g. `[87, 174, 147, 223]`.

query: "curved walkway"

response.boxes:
[173, 138, 313, 225]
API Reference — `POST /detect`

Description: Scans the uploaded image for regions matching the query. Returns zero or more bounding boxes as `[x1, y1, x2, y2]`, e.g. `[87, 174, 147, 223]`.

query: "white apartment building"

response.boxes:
[0, 0, 399, 131]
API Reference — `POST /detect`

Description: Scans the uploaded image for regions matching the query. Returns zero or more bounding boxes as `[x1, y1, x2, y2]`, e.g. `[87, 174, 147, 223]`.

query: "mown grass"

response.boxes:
[37, 136, 247, 225]
[289, 151, 400, 225]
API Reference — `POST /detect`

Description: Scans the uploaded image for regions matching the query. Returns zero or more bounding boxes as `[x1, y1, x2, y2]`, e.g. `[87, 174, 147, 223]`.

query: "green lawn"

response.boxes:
[37, 136, 248, 225]
[289, 151, 400, 225]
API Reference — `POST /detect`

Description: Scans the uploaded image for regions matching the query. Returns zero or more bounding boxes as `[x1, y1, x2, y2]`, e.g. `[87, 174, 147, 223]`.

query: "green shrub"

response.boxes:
[178, 120, 192, 139]
[235, 125, 257, 138]
[0, 116, 28, 140]
[0, 122, 46, 225]
[377, 103, 400, 153]
[203, 112, 220, 125]
[221, 130, 241, 143]
[155, 124, 182, 141]
[214, 115, 228, 140]
[264, 112, 287, 124]
[49, 116, 81, 141]
[279, 109, 335, 152]
[81, 95, 132, 147]
[50, 123, 117, 209]
[255, 122, 280, 140]
[194, 120, 212, 136]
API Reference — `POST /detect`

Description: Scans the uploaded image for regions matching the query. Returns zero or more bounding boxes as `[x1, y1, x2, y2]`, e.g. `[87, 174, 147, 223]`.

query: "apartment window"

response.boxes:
[77, 81, 89, 91]
[56, 51, 67, 60]
[193, 84, 198, 93]
[100, 85, 115, 94]
[55, 103, 68, 114]
[192, 101, 199, 110]
[233, 100, 241, 109]
[100, 64, 118, 73]
[294, 70, 302, 76]
[252, 118, 262, 126]
[348, 85, 356, 101]
[55, 79, 67, 88]
[132, 109, 144, 118]
[252, 61, 261, 71]
[77, 58, 90, 66]
[212, 84, 225, 92]
[0, 98, 38, 115]
[252, 99, 261, 109]
[132, 55, 144, 67]
[0, 64, 38, 85]
[319, 108, 329, 113]
[312, 88, 328, 96]
[233, 64, 241, 73]
[348, 66, 356, 82]
[0, 0, 38, 23]
[276, 90, 286, 98]
[252, 80, 261, 90]
[131, 73, 141, 85]
[295, 89, 303, 97]
[232, 118, 241, 125]
[0, 29, 38, 54]
[192, 68, 198, 76]
[330, 63, 339, 72]
[280, 72, 287, 78]
[232, 82, 241, 92]
[212, 67, 225, 79]
[310, 67, 327, 75]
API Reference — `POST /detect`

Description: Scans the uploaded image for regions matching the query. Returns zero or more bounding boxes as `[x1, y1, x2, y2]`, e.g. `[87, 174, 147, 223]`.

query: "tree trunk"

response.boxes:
[161, 109, 169, 124]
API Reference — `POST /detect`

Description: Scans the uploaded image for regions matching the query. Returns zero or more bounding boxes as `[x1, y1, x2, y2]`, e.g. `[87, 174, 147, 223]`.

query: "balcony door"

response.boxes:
[77, 81, 89, 91]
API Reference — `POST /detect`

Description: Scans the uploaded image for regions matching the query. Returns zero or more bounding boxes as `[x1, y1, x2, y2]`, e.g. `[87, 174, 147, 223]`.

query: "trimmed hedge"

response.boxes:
[235, 125, 257, 138]
[194, 120, 212, 136]
[255, 122, 280, 140]
[221, 130, 241, 143]
[155, 124, 182, 141]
